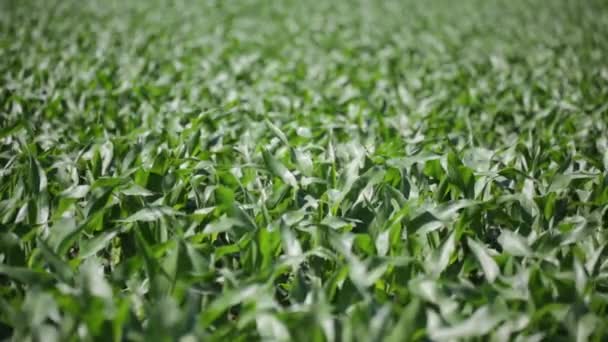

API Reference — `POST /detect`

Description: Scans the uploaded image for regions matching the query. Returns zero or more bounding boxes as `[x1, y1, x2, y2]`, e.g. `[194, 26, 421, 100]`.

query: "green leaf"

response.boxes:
[120, 184, 154, 197]
[47, 216, 78, 253]
[60, 185, 90, 199]
[467, 237, 500, 283]
[0, 120, 24, 139]
[199, 285, 263, 327]
[426, 230, 456, 277]
[497, 230, 533, 257]
[294, 148, 313, 177]
[256, 313, 290, 341]
[0, 265, 53, 285]
[386, 299, 421, 342]
[79, 230, 119, 259]
[428, 306, 505, 340]
[265, 119, 289, 146]
[262, 148, 298, 188]
[37, 238, 74, 282]
[120, 206, 177, 223]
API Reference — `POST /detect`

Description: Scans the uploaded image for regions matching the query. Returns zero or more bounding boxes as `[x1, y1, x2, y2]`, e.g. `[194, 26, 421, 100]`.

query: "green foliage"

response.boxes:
[1, 0, 608, 340]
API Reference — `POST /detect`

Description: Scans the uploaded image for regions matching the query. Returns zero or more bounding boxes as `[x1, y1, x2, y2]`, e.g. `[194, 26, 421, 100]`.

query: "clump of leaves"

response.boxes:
[1, 0, 608, 340]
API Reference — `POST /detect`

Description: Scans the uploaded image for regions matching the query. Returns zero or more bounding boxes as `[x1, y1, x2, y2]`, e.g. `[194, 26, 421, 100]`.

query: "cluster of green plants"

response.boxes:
[1, 0, 608, 340]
